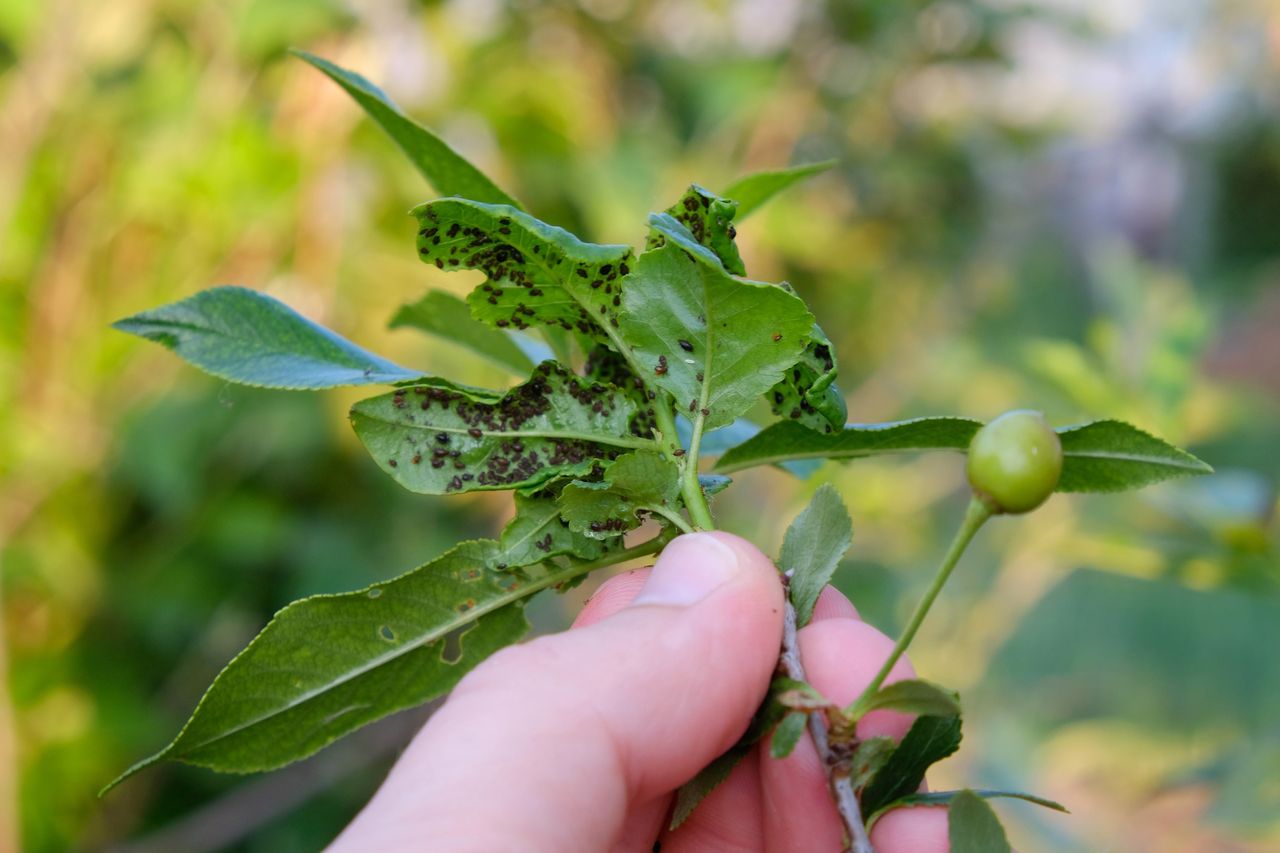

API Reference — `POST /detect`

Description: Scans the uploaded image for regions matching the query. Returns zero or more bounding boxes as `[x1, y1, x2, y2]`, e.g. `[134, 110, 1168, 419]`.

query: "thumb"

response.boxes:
[331, 532, 784, 853]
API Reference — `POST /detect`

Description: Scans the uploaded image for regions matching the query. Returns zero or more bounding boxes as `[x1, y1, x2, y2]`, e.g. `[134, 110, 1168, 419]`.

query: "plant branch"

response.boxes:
[778, 575, 873, 853]
[848, 497, 991, 714]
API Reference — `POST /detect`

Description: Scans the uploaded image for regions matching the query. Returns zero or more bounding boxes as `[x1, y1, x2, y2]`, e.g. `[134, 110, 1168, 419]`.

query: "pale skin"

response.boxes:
[330, 533, 950, 852]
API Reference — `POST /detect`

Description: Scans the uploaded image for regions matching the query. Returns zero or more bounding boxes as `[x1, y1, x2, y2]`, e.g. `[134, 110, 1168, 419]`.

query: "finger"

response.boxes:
[330, 532, 784, 853]
[659, 749, 764, 853]
[870, 805, 949, 852]
[810, 585, 860, 622]
[571, 569, 671, 853]
[574, 567, 652, 628]
[760, 618, 921, 852]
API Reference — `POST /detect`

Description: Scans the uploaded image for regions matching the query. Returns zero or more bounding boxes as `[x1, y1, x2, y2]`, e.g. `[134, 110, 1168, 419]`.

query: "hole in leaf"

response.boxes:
[441, 626, 467, 664]
[379, 625, 397, 643]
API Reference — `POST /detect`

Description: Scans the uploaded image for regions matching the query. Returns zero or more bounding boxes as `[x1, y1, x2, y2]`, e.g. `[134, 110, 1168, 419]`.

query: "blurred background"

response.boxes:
[2, 0, 1277, 850]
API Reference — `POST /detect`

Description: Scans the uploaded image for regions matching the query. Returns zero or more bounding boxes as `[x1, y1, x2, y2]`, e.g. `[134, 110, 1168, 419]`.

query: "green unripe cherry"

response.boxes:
[966, 410, 1063, 514]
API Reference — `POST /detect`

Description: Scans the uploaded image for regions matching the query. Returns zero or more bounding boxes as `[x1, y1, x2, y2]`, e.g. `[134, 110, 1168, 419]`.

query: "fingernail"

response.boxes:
[631, 533, 740, 607]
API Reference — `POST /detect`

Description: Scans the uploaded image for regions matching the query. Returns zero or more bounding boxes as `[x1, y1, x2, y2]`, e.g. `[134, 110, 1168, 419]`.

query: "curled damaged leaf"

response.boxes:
[495, 492, 610, 569]
[350, 362, 654, 495]
[104, 540, 534, 789]
[767, 321, 847, 434]
[620, 215, 813, 431]
[558, 450, 681, 538]
[645, 185, 843, 434]
[648, 184, 745, 275]
[411, 198, 634, 343]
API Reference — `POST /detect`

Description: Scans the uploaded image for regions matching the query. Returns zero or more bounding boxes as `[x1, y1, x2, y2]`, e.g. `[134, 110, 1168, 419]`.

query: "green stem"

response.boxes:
[648, 505, 696, 535]
[540, 530, 674, 591]
[651, 396, 716, 531]
[848, 497, 991, 714]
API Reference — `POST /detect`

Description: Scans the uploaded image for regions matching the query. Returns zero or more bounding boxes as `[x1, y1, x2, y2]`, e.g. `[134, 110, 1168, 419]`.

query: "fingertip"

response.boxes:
[870, 805, 949, 852]
[573, 568, 651, 628]
[810, 585, 860, 622]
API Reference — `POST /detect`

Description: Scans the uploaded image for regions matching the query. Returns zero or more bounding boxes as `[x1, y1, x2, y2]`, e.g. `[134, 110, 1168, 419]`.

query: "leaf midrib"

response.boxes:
[355, 408, 653, 451]
[1060, 448, 1208, 470]
[171, 561, 578, 759]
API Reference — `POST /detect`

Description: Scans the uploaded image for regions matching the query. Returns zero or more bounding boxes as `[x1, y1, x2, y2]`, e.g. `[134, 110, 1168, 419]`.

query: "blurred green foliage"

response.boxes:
[1, 0, 1277, 850]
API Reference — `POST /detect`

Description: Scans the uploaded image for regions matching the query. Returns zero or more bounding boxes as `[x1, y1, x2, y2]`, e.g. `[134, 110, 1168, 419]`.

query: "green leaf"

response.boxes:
[868, 789, 1068, 830]
[671, 674, 794, 829]
[292, 50, 518, 207]
[670, 748, 746, 830]
[772, 676, 835, 712]
[412, 199, 634, 348]
[390, 290, 535, 376]
[698, 474, 733, 498]
[849, 736, 897, 790]
[1056, 419, 1212, 492]
[859, 714, 963, 817]
[558, 450, 681, 538]
[948, 789, 1013, 853]
[350, 362, 653, 495]
[584, 345, 659, 438]
[767, 321, 847, 434]
[716, 417, 981, 474]
[620, 216, 813, 431]
[105, 540, 536, 788]
[649, 184, 745, 275]
[780, 484, 853, 627]
[850, 679, 961, 720]
[495, 492, 607, 568]
[721, 160, 837, 220]
[770, 712, 808, 759]
[113, 287, 422, 390]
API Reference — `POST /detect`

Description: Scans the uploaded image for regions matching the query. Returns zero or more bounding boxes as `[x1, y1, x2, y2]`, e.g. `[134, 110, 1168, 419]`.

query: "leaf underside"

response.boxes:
[350, 362, 651, 495]
[715, 417, 982, 473]
[105, 540, 539, 790]
[113, 286, 422, 389]
[412, 198, 633, 344]
[621, 215, 813, 431]
[558, 450, 681, 538]
[390, 290, 535, 376]
[780, 483, 853, 627]
[496, 492, 609, 568]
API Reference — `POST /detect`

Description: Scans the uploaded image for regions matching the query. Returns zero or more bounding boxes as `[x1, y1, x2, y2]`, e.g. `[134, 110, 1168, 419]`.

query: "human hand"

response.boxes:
[330, 532, 949, 852]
